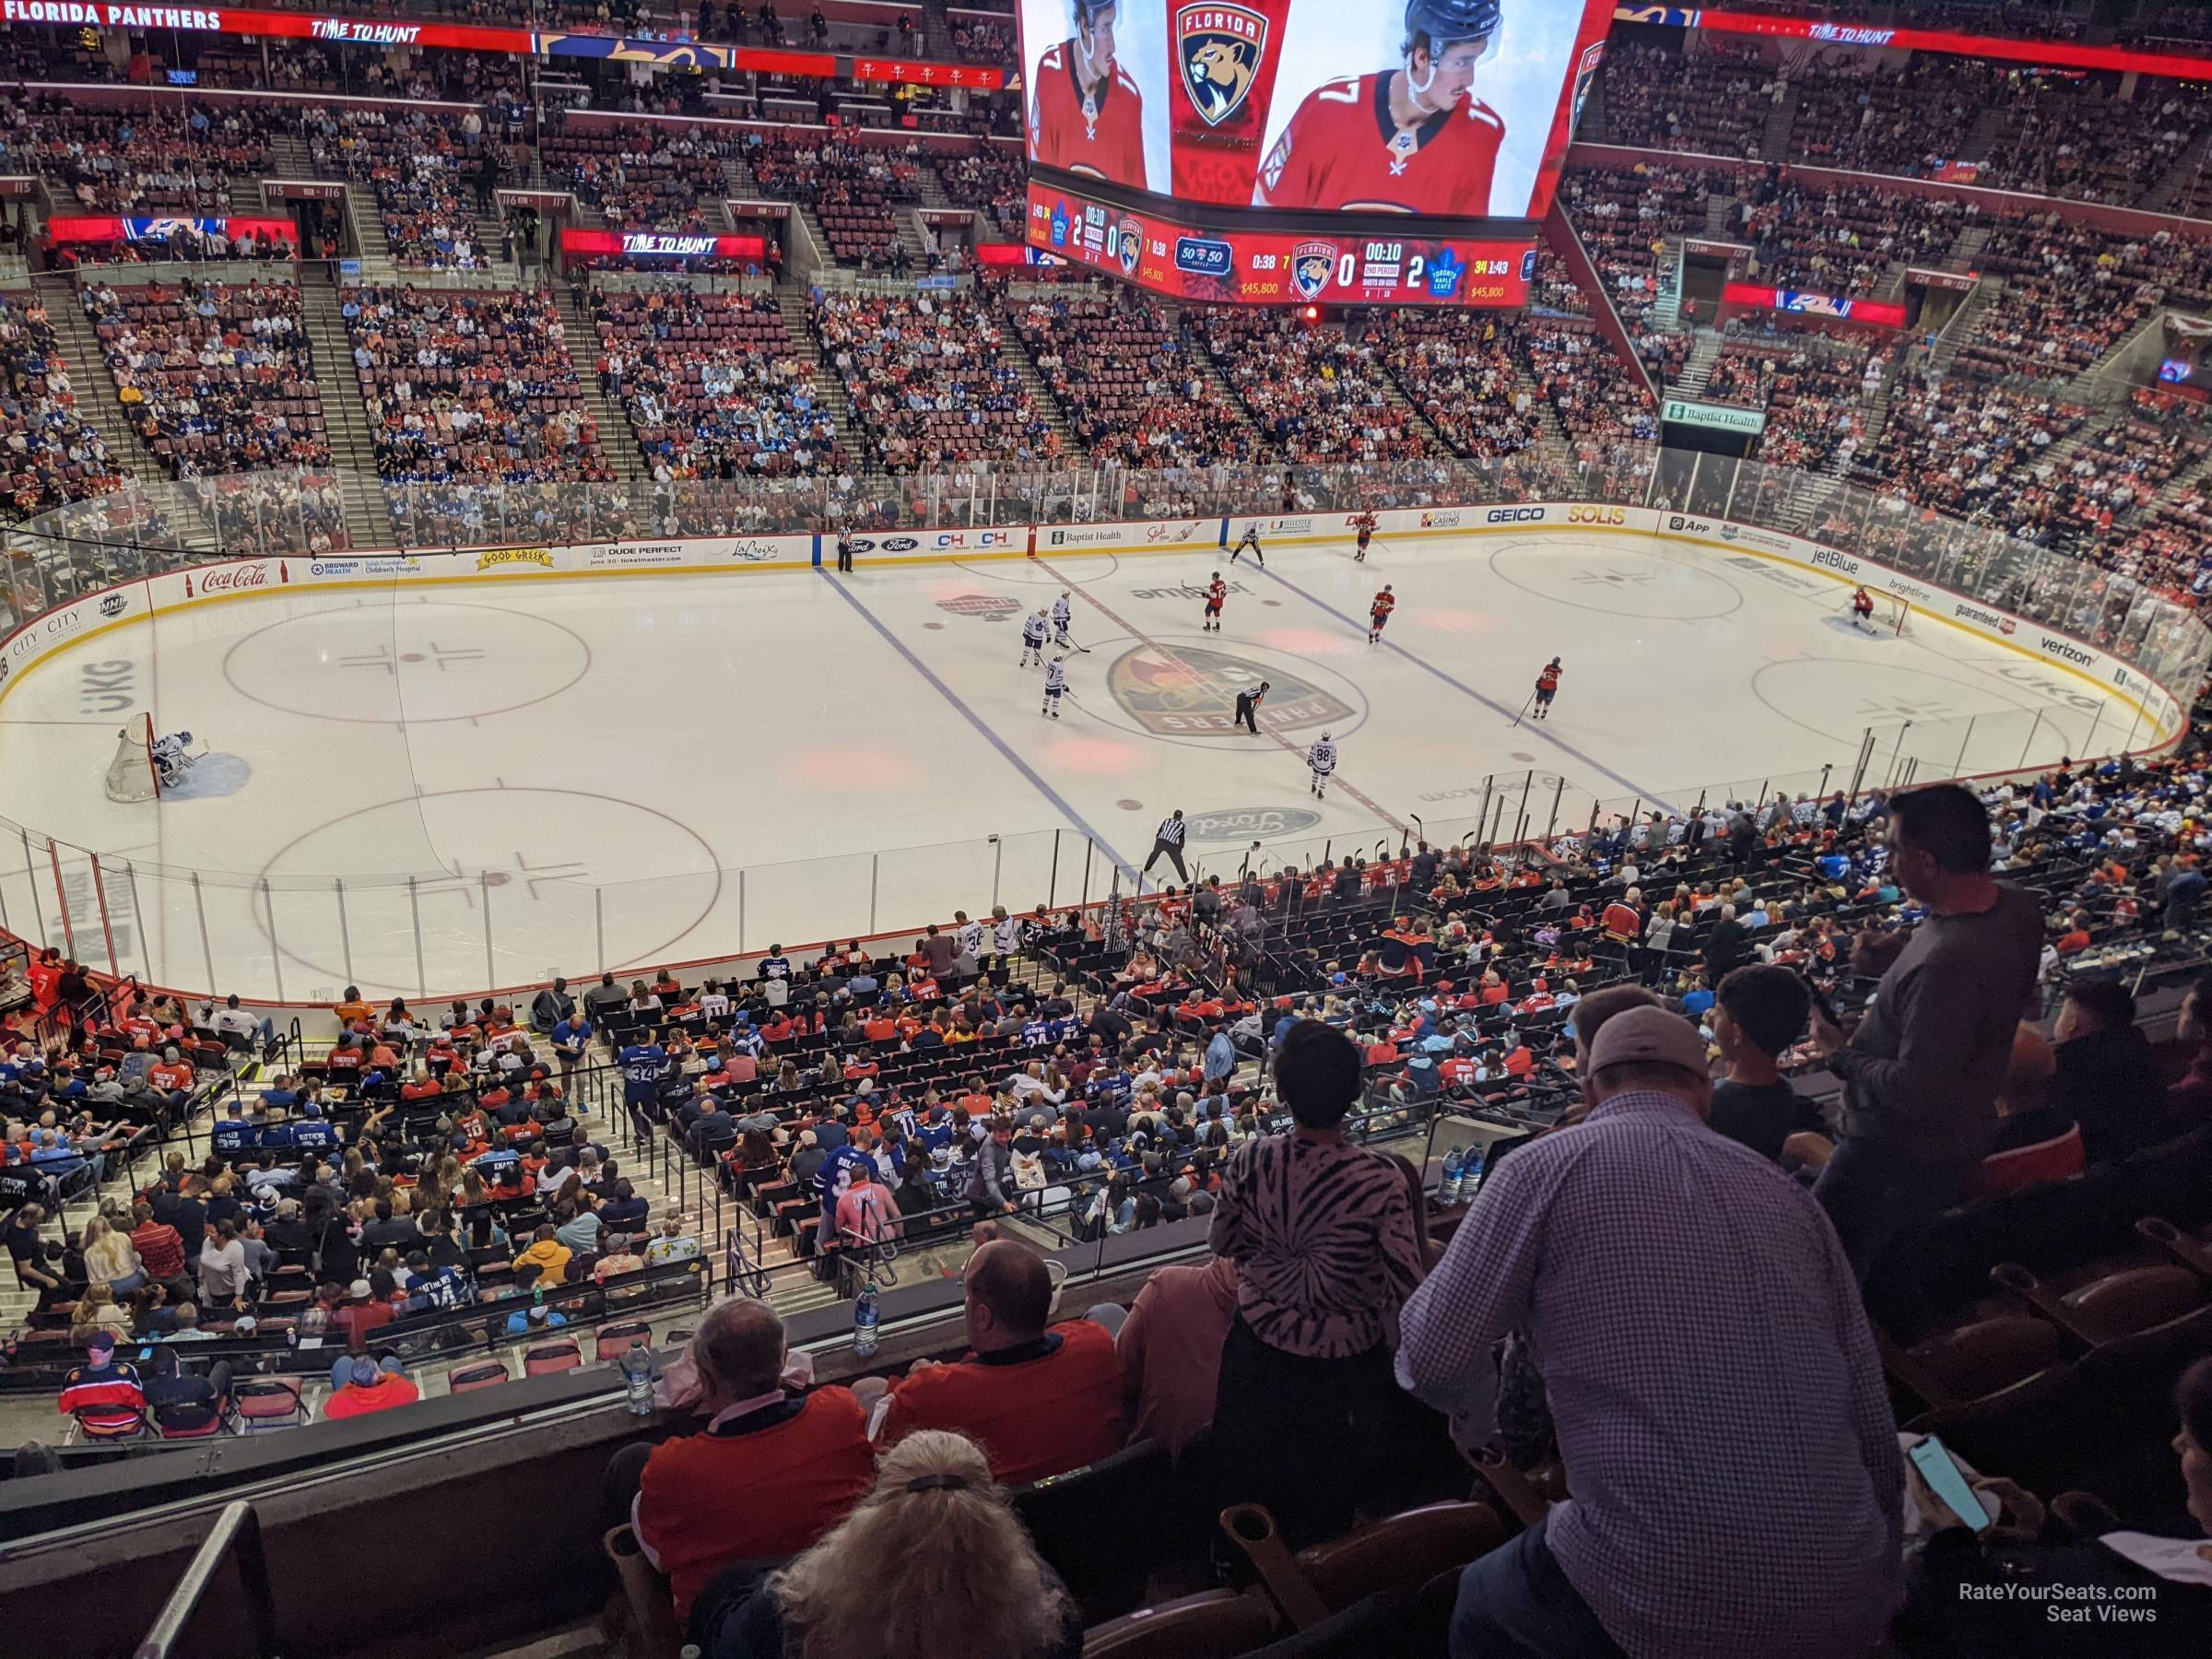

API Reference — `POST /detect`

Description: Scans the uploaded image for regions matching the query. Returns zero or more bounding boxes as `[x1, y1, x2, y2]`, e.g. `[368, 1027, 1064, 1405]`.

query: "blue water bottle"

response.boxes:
[1440, 1147, 1465, 1206]
[853, 1277, 880, 1360]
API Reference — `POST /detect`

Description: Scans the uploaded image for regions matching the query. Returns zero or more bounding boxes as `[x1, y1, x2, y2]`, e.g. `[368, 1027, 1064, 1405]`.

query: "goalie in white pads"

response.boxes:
[1019, 607, 1051, 667]
[1308, 731, 1336, 798]
[150, 731, 198, 789]
[1041, 656, 1070, 719]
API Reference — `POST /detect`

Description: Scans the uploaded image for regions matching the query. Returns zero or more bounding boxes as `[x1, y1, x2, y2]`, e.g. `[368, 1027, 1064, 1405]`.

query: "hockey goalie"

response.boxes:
[104, 713, 198, 801]
[151, 730, 198, 789]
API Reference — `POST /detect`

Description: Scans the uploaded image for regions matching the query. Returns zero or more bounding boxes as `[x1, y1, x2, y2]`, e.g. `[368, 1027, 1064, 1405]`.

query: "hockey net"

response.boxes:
[1857, 585, 1912, 637]
[104, 712, 159, 802]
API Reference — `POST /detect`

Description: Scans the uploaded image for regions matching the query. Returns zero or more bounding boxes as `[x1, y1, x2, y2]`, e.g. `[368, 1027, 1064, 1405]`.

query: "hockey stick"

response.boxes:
[1059, 634, 1092, 654]
[1510, 690, 1537, 729]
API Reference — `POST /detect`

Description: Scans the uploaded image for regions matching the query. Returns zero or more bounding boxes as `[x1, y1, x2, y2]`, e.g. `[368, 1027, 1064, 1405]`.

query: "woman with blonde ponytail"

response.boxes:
[708, 1430, 1080, 1659]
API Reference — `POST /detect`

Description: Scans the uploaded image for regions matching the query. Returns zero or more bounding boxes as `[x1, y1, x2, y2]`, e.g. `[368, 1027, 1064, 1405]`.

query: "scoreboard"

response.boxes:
[1027, 182, 1533, 307]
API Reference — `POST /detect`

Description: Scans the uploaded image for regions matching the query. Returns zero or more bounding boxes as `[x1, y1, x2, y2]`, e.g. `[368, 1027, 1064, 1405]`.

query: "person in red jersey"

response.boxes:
[1203, 571, 1228, 632]
[1369, 584, 1397, 643]
[1030, 0, 1148, 190]
[1352, 511, 1378, 560]
[1257, 0, 1504, 215]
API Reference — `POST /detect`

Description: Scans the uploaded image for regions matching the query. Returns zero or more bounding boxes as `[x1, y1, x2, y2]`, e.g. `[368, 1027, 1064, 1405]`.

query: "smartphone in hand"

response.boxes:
[1909, 1434, 1995, 1535]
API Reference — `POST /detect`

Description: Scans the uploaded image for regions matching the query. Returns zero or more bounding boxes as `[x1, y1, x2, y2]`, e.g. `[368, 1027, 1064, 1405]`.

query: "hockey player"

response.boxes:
[1353, 512, 1378, 561]
[1041, 655, 1070, 719]
[1019, 606, 1051, 667]
[1308, 730, 1337, 798]
[1052, 590, 1075, 648]
[1368, 583, 1396, 644]
[1228, 523, 1264, 568]
[1029, 0, 1147, 190]
[1533, 657, 1562, 720]
[150, 730, 197, 789]
[1851, 585, 1876, 631]
[1233, 679, 1270, 735]
[1202, 571, 1228, 632]
[1257, 0, 1506, 216]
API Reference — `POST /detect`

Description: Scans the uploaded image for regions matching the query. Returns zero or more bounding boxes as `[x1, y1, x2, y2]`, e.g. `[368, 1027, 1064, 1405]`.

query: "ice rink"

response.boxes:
[0, 529, 2154, 1000]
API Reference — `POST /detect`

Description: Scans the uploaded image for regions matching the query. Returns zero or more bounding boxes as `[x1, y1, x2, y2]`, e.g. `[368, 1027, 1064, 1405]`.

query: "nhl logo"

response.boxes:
[1116, 217, 1144, 278]
[1176, 4, 1268, 128]
[1290, 241, 1335, 302]
[936, 594, 1022, 621]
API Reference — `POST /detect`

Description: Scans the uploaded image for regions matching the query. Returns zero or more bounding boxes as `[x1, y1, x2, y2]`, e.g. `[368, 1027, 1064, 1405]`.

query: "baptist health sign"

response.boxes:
[1662, 396, 1768, 437]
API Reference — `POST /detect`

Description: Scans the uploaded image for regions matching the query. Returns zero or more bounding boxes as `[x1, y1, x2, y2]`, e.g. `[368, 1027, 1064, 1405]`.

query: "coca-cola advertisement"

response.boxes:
[182, 560, 290, 599]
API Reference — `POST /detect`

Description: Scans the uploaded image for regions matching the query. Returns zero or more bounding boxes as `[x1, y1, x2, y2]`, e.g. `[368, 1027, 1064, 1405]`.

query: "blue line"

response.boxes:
[818, 571, 1139, 881]
[1251, 562, 1681, 816]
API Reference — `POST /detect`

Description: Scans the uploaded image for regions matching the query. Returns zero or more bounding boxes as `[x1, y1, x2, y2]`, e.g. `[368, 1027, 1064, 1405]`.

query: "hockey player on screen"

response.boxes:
[1308, 730, 1336, 798]
[1203, 571, 1228, 631]
[1851, 585, 1877, 631]
[1052, 590, 1076, 648]
[1368, 583, 1396, 643]
[1030, 1, 1148, 190]
[150, 730, 198, 789]
[1257, 0, 1506, 216]
[1352, 511, 1378, 560]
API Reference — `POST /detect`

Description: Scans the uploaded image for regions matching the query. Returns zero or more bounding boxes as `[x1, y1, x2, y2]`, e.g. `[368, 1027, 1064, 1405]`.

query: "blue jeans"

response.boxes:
[1450, 1516, 1625, 1659]
[1813, 1134, 1975, 1285]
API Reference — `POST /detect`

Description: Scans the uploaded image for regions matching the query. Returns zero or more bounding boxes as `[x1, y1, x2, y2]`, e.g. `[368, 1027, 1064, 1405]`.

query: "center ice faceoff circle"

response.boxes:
[221, 598, 593, 724]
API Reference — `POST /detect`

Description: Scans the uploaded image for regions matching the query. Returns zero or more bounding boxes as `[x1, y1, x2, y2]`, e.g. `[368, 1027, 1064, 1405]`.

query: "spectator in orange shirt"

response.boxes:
[324, 1353, 418, 1419]
[622, 1300, 875, 1631]
[876, 1240, 1123, 1485]
[2053, 909, 2094, 954]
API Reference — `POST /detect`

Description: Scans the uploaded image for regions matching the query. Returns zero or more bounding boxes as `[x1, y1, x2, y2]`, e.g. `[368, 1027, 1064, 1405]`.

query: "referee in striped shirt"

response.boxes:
[1144, 809, 1190, 883]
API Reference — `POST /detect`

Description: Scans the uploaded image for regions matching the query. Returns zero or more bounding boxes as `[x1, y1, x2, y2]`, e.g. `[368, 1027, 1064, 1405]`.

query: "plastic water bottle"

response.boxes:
[619, 1340, 655, 1416]
[853, 1277, 880, 1360]
[1440, 1147, 1465, 1207]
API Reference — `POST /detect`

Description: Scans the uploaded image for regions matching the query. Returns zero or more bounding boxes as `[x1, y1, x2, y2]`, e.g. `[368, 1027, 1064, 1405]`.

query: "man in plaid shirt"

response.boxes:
[1398, 1006, 1902, 1658]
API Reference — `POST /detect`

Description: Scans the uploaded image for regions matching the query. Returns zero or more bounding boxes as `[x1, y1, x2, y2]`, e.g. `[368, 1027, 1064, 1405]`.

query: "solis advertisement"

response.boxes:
[1027, 179, 1534, 305]
[1018, 0, 1612, 218]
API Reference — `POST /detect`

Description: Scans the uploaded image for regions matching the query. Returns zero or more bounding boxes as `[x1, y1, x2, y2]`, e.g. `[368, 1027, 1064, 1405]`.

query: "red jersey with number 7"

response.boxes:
[1258, 73, 1502, 215]
[1030, 41, 1148, 190]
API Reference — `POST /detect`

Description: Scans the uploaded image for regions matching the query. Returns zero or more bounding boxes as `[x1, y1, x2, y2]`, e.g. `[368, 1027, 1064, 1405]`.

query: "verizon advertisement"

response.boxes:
[1027, 179, 1535, 305]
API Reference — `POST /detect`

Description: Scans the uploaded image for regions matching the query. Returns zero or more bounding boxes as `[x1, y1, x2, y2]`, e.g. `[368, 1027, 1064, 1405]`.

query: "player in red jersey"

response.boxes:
[1851, 585, 1877, 630]
[1202, 571, 1228, 632]
[1534, 656, 1562, 719]
[1368, 584, 1396, 644]
[1030, 1, 1148, 191]
[1256, 0, 1504, 215]
[1352, 512, 1378, 561]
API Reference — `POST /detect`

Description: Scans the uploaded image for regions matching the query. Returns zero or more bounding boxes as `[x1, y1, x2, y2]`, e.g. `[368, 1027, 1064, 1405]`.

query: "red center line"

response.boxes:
[1033, 559, 1410, 840]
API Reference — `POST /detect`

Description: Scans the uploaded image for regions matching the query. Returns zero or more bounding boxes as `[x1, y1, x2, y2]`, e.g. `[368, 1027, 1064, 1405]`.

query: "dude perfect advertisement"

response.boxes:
[1027, 182, 1535, 306]
[1018, 0, 1611, 218]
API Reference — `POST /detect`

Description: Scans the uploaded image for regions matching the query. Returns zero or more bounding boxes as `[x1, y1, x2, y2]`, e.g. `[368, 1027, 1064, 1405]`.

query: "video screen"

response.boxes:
[1018, 0, 1613, 219]
[1028, 179, 1536, 307]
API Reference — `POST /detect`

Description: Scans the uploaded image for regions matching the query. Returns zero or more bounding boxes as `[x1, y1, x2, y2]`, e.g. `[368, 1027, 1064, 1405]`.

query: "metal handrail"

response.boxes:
[135, 1500, 279, 1659]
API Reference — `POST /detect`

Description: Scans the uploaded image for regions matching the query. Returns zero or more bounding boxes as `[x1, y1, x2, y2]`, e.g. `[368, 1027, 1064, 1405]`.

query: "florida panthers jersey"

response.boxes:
[1031, 41, 1147, 189]
[1258, 74, 1502, 216]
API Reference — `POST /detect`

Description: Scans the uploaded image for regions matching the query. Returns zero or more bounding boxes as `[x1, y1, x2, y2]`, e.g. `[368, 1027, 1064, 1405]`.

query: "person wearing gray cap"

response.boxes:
[1397, 1004, 1902, 1659]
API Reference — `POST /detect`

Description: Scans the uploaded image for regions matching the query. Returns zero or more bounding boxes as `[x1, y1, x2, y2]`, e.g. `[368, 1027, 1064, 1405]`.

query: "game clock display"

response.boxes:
[1027, 181, 1535, 306]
